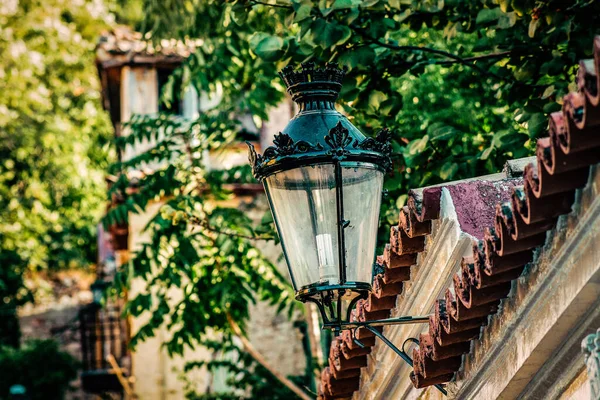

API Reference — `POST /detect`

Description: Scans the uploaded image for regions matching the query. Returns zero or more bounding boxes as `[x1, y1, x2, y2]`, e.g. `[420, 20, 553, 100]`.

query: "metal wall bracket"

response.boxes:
[348, 319, 448, 396]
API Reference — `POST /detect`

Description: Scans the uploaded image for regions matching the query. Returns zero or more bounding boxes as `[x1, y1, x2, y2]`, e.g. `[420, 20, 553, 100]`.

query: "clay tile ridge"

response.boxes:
[322, 186, 439, 397]
[411, 35, 600, 390]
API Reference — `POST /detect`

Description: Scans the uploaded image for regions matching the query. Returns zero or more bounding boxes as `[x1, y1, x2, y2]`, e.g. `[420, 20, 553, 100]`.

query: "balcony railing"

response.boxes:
[79, 302, 129, 394]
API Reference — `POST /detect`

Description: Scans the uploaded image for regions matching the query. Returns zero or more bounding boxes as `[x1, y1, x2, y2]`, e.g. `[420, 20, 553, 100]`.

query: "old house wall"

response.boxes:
[120, 64, 306, 398]
[127, 200, 216, 399]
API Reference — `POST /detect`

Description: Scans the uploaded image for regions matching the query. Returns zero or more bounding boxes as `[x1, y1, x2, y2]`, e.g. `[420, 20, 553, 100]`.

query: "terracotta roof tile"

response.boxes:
[410, 371, 455, 389]
[321, 181, 444, 397]
[320, 36, 600, 397]
[96, 26, 197, 68]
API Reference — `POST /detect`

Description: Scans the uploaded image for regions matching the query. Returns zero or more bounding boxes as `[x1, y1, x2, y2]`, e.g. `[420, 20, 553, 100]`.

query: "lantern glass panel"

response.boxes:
[342, 164, 383, 285]
[266, 164, 339, 290]
[265, 162, 383, 292]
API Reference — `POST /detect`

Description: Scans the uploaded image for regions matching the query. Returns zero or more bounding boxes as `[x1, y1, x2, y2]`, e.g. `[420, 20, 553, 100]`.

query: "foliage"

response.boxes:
[107, 112, 296, 355]
[0, 339, 79, 400]
[183, 340, 309, 400]
[141, 0, 285, 121]
[0, 0, 113, 343]
[206, 165, 257, 186]
[233, 0, 600, 235]
[127, 0, 600, 251]
[105, 0, 303, 369]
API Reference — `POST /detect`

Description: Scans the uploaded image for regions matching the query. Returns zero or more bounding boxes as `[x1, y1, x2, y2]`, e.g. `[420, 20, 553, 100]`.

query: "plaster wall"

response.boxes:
[127, 199, 306, 399]
[128, 201, 219, 399]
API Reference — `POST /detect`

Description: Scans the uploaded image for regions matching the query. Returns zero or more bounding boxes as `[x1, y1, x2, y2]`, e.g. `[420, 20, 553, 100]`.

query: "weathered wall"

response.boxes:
[127, 200, 219, 399]
[127, 198, 307, 399]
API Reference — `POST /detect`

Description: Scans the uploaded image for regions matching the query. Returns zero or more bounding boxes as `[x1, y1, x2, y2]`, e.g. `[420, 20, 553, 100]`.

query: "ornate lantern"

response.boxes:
[247, 63, 392, 332]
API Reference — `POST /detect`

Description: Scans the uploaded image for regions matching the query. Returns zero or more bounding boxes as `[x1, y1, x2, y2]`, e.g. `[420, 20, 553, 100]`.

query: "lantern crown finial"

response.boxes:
[279, 62, 346, 103]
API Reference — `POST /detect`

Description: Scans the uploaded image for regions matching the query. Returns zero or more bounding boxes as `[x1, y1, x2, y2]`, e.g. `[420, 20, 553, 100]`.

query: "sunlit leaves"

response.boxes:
[0, 0, 113, 333]
[320, 0, 362, 17]
[107, 106, 297, 361]
[527, 113, 548, 138]
[114, 2, 600, 393]
[338, 46, 376, 68]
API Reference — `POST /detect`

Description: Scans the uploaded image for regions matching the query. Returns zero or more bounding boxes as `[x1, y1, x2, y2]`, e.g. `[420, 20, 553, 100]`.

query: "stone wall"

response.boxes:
[19, 270, 95, 399]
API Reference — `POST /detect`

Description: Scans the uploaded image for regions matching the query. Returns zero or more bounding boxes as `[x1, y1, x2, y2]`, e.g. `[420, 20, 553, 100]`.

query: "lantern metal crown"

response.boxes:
[249, 63, 392, 181]
[278, 63, 345, 103]
[247, 62, 445, 395]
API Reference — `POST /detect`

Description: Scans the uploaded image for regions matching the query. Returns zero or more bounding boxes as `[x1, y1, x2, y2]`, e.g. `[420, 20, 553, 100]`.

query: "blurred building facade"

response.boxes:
[82, 26, 308, 399]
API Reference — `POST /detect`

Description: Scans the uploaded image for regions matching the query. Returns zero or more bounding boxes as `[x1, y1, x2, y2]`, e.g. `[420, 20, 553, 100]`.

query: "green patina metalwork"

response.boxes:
[582, 328, 600, 399]
[247, 63, 392, 182]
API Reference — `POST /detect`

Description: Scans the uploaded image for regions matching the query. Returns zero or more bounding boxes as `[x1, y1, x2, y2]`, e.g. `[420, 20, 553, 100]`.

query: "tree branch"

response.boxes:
[249, 0, 293, 9]
[189, 215, 276, 241]
[245, 1, 516, 83]
[371, 41, 498, 76]
[227, 313, 314, 400]
[348, 25, 515, 81]
[436, 51, 512, 63]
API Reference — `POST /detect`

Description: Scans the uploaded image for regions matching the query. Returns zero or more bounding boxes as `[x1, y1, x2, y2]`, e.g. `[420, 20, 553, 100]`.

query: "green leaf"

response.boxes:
[311, 20, 352, 47]
[294, 4, 312, 22]
[231, 4, 248, 25]
[250, 33, 285, 61]
[427, 123, 457, 141]
[339, 46, 376, 68]
[528, 18, 540, 38]
[543, 102, 562, 114]
[439, 161, 458, 180]
[541, 85, 555, 99]
[528, 113, 548, 138]
[476, 8, 503, 24]
[480, 146, 494, 161]
[497, 12, 517, 29]
[336, 25, 352, 45]
[321, 0, 362, 17]
[368, 91, 387, 110]
[407, 135, 429, 155]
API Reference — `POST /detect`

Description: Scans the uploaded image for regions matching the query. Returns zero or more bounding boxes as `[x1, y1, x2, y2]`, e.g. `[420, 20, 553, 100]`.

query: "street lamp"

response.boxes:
[91, 279, 108, 306]
[248, 62, 391, 330]
[248, 63, 446, 395]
